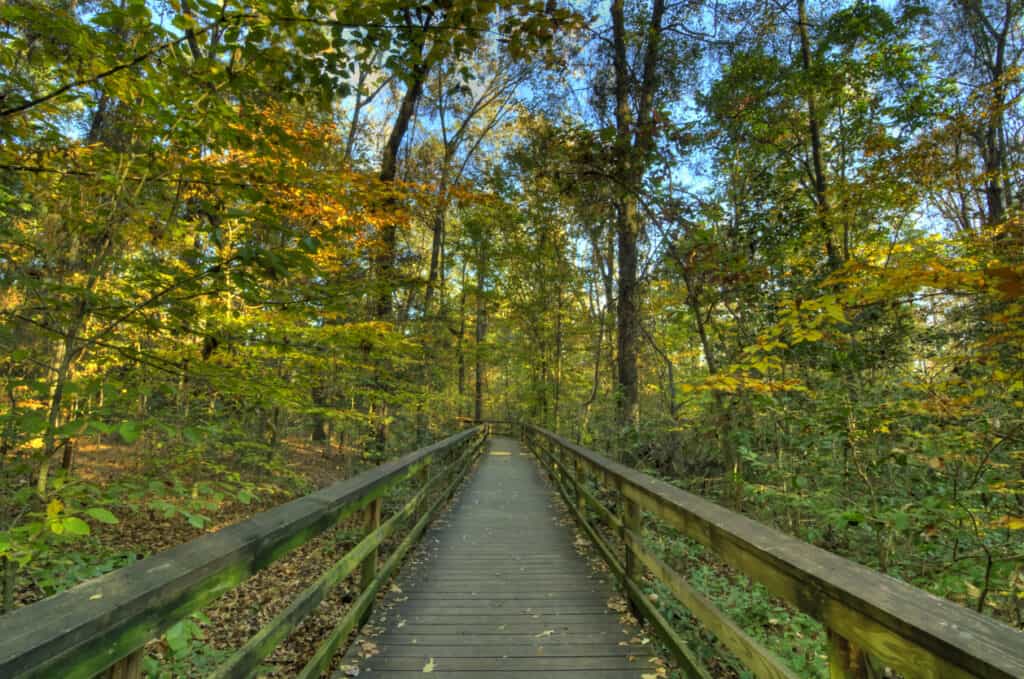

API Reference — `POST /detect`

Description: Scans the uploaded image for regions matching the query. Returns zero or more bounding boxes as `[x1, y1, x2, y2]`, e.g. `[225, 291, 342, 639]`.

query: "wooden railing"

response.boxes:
[0, 426, 487, 679]
[459, 418, 520, 437]
[524, 424, 1024, 679]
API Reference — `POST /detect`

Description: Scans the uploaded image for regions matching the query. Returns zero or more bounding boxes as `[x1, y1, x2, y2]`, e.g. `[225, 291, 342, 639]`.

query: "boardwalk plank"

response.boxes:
[337, 436, 648, 678]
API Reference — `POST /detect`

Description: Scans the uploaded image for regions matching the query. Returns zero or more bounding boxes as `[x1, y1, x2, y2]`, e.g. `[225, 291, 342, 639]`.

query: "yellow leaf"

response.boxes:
[46, 499, 63, 520]
[423, 658, 435, 673]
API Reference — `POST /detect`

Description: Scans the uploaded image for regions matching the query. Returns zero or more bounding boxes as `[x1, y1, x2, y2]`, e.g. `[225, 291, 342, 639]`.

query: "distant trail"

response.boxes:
[339, 435, 653, 678]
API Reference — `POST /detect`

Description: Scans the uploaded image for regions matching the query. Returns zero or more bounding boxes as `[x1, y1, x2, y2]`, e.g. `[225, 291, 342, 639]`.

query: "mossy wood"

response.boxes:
[0, 426, 484, 679]
[532, 442, 712, 679]
[543, 437, 796, 679]
[296, 437, 484, 679]
[208, 463, 456, 679]
[525, 424, 1024, 679]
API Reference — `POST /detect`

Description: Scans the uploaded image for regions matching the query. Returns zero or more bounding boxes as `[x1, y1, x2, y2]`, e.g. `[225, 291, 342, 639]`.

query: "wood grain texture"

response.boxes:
[338, 437, 655, 678]
[0, 427, 482, 679]
[527, 425, 1024, 679]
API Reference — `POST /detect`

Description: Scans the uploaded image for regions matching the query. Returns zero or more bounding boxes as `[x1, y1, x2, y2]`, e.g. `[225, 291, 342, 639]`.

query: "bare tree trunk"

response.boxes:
[615, 204, 641, 427]
[456, 261, 468, 416]
[796, 0, 840, 268]
[553, 285, 563, 430]
[370, 61, 429, 453]
[424, 155, 452, 314]
[345, 69, 369, 163]
[474, 263, 487, 422]
[580, 262, 605, 442]
[375, 63, 427, 319]
[38, 313, 82, 494]
[610, 0, 665, 429]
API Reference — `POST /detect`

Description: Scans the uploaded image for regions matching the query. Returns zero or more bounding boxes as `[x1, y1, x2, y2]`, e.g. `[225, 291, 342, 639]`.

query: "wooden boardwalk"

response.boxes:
[338, 436, 654, 678]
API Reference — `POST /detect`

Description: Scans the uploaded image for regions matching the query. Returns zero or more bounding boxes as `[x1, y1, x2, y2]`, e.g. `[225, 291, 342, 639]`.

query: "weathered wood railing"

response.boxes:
[461, 418, 520, 437]
[0, 426, 487, 679]
[524, 424, 1024, 679]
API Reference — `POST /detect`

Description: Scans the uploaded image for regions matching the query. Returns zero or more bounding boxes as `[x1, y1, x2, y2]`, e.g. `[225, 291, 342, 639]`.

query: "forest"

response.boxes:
[1, 0, 1023, 675]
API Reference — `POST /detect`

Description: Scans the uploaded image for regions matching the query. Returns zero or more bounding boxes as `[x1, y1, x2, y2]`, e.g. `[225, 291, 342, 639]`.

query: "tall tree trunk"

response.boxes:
[371, 62, 428, 453]
[375, 62, 428, 319]
[473, 262, 487, 422]
[796, 0, 839, 268]
[424, 208, 446, 315]
[456, 261, 468, 416]
[610, 0, 665, 428]
[424, 159, 452, 314]
[611, 0, 638, 428]
[553, 285, 563, 430]
[615, 208, 641, 426]
[38, 333, 74, 494]
[344, 69, 369, 164]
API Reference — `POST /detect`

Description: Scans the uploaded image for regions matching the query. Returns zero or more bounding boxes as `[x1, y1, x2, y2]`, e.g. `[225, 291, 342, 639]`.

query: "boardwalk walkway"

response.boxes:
[338, 436, 655, 677]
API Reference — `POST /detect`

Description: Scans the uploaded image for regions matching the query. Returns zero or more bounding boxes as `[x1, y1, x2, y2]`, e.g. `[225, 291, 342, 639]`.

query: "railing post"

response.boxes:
[359, 496, 382, 623]
[827, 628, 870, 678]
[417, 460, 432, 512]
[1, 556, 14, 614]
[104, 649, 144, 679]
[419, 459, 431, 489]
[622, 490, 643, 620]
[448, 441, 462, 482]
[573, 457, 585, 515]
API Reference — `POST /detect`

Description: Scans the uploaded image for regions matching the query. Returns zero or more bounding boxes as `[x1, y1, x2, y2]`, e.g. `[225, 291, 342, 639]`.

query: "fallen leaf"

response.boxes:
[423, 657, 435, 673]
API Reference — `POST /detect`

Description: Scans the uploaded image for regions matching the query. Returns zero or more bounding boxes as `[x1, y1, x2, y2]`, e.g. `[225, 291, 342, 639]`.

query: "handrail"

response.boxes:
[0, 425, 487, 679]
[458, 418, 520, 437]
[524, 424, 1024, 679]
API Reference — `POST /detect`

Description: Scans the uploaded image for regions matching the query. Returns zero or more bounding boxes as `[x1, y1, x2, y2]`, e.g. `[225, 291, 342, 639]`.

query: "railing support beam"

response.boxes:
[359, 496, 383, 624]
[103, 650, 142, 679]
[621, 493, 643, 620]
[524, 423, 1024, 679]
[828, 629, 869, 679]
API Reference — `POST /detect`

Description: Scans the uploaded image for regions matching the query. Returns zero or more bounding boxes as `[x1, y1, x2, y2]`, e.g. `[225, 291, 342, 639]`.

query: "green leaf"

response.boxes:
[890, 512, 910, 531]
[61, 517, 91, 536]
[19, 412, 48, 435]
[88, 421, 115, 435]
[119, 421, 141, 444]
[142, 656, 161, 676]
[85, 508, 119, 524]
[166, 620, 190, 655]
